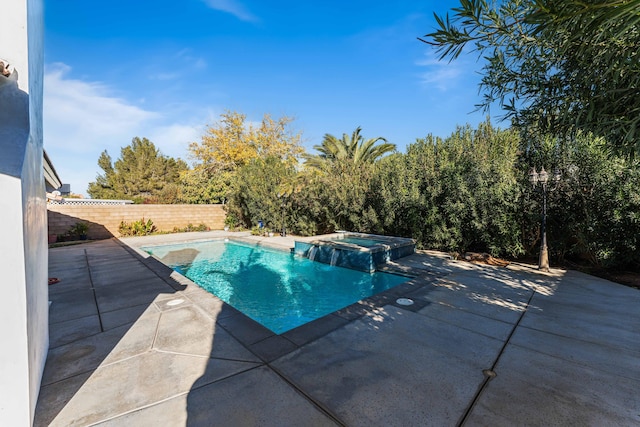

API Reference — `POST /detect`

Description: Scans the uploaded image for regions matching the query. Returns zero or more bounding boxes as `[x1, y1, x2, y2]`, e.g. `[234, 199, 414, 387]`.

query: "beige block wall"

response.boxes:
[47, 204, 226, 239]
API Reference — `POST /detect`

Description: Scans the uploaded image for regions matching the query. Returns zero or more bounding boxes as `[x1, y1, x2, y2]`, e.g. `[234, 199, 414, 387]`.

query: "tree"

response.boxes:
[88, 137, 187, 202]
[226, 156, 298, 231]
[186, 111, 304, 203]
[178, 167, 233, 204]
[304, 126, 396, 170]
[189, 110, 304, 173]
[423, 0, 640, 155]
[371, 121, 524, 256]
[250, 113, 305, 165]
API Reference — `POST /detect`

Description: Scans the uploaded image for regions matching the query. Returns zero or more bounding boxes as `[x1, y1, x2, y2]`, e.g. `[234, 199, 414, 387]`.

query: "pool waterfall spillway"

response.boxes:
[330, 248, 340, 266]
[308, 245, 318, 261]
[294, 233, 416, 273]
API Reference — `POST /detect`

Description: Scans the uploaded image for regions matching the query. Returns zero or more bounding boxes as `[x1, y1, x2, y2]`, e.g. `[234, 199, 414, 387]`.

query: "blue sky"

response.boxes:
[44, 0, 491, 195]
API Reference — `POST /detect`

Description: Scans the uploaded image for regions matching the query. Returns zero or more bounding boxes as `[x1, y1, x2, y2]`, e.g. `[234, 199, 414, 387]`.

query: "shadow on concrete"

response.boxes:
[34, 238, 186, 426]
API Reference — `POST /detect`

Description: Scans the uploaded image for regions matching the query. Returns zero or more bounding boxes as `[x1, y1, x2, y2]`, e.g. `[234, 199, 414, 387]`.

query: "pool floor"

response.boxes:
[143, 240, 408, 333]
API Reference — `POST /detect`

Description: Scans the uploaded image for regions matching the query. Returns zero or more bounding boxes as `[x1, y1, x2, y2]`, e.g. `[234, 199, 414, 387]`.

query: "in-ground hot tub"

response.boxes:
[294, 232, 415, 273]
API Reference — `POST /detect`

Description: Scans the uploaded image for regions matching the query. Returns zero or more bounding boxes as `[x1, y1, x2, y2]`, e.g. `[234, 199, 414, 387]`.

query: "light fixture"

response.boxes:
[529, 165, 561, 272]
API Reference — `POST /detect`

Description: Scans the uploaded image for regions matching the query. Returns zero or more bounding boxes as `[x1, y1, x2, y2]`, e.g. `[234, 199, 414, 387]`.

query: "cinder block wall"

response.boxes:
[47, 204, 226, 239]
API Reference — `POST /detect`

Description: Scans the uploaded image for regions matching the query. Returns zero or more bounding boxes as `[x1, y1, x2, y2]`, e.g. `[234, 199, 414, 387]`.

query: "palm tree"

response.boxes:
[304, 127, 395, 170]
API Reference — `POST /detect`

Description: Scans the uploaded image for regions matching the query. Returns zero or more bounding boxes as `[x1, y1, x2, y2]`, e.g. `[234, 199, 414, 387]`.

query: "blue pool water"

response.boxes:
[330, 236, 385, 247]
[143, 240, 407, 334]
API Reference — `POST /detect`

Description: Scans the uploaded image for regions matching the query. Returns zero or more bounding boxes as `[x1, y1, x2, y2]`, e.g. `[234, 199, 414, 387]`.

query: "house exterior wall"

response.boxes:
[0, 0, 48, 424]
[47, 204, 227, 238]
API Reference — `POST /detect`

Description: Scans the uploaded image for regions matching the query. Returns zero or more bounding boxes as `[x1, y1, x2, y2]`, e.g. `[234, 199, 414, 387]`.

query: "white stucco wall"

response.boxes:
[0, 0, 48, 425]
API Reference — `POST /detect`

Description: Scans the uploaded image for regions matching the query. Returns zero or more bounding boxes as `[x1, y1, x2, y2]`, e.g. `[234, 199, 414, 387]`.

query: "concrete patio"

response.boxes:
[36, 232, 640, 426]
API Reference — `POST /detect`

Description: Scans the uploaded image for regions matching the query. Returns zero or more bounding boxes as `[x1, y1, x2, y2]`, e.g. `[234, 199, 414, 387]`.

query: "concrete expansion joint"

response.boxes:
[458, 287, 537, 426]
[153, 348, 210, 359]
[84, 248, 105, 332]
[268, 365, 347, 427]
[151, 313, 162, 349]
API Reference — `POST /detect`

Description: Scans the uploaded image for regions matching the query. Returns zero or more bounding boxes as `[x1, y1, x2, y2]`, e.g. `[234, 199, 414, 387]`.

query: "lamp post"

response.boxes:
[529, 166, 560, 272]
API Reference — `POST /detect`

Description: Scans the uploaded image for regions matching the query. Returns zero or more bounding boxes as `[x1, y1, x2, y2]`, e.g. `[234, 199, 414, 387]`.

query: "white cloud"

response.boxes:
[174, 48, 208, 70]
[44, 63, 158, 154]
[416, 52, 466, 91]
[146, 123, 203, 161]
[202, 0, 258, 22]
[43, 63, 207, 195]
[146, 49, 207, 81]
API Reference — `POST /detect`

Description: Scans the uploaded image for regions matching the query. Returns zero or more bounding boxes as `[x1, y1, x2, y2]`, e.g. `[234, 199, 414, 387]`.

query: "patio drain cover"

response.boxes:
[396, 298, 414, 306]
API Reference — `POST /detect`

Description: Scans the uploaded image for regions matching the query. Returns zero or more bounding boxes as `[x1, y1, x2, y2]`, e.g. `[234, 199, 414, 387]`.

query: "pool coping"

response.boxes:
[119, 232, 440, 362]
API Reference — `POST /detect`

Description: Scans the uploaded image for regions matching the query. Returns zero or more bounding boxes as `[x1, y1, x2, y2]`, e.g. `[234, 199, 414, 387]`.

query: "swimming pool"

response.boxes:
[143, 240, 408, 334]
